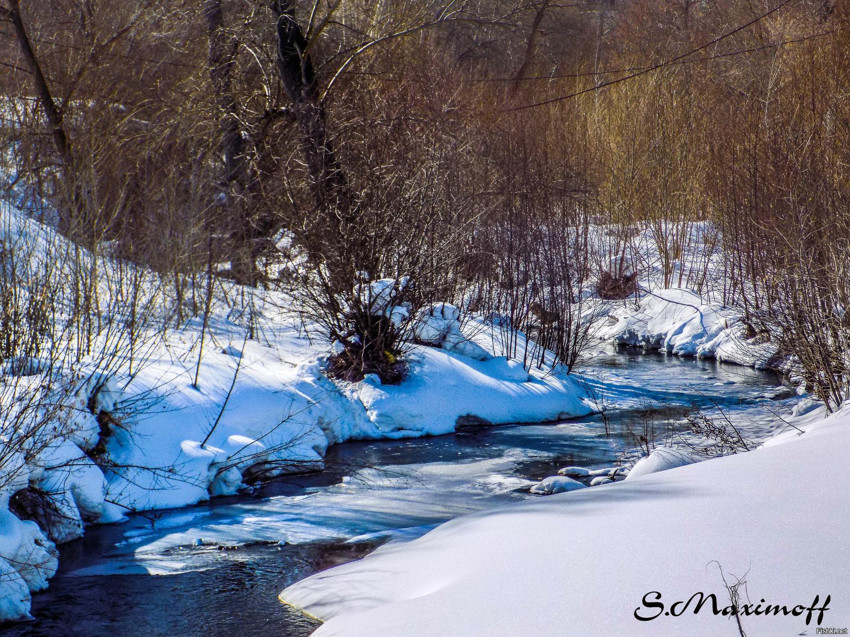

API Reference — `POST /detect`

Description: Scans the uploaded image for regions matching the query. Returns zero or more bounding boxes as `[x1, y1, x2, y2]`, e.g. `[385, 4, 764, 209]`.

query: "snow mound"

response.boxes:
[625, 447, 698, 480]
[529, 475, 585, 495]
[557, 466, 591, 477]
[355, 346, 591, 438]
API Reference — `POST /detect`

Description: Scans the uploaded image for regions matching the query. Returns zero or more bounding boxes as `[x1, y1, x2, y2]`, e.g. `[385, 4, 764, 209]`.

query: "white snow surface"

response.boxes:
[529, 475, 585, 494]
[413, 303, 493, 361]
[625, 446, 698, 479]
[354, 348, 589, 438]
[598, 288, 779, 369]
[281, 408, 850, 636]
[104, 325, 590, 512]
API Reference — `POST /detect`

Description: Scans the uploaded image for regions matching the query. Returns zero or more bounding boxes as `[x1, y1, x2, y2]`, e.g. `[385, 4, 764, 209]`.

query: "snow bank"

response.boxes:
[354, 347, 590, 438]
[0, 514, 57, 623]
[599, 288, 779, 369]
[0, 324, 591, 620]
[33, 439, 107, 543]
[281, 412, 850, 636]
[0, 371, 118, 620]
[0, 453, 59, 622]
[101, 319, 590, 511]
[102, 335, 335, 511]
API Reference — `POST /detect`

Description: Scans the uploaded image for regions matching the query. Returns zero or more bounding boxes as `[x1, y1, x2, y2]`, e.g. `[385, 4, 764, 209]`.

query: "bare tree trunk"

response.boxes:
[2, 0, 78, 235]
[203, 0, 257, 284]
[3, 0, 69, 164]
[271, 0, 362, 282]
[513, 0, 549, 90]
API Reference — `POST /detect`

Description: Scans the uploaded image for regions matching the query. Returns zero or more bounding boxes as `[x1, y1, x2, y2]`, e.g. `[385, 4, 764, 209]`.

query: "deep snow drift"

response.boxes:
[280, 405, 849, 636]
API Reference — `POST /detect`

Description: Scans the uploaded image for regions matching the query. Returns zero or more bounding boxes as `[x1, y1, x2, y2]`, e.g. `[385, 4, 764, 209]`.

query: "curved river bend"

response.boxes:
[7, 352, 797, 637]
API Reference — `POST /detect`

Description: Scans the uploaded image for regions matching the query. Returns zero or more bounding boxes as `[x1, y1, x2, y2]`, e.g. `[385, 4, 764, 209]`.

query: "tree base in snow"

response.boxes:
[597, 271, 638, 300]
[327, 345, 407, 385]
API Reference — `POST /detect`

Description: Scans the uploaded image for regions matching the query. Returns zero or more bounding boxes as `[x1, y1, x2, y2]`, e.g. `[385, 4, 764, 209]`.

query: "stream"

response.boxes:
[6, 350, 798, 637]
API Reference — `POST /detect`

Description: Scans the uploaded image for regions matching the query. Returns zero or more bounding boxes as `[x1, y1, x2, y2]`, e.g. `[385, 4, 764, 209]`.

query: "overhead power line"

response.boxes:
[507, 0, 800, 111]
[480, 30, 834, 83]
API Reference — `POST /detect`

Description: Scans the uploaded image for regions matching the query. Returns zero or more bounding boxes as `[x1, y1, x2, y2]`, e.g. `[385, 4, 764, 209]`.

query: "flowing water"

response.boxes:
[6, 351, 798, 637]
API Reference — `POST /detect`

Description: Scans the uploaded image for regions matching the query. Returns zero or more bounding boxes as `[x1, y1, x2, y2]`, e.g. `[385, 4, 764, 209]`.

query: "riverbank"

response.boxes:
[6, 352, 796, 635]
[0, 311, 593, 622]
[281, 398, 849, 636]
[0, 205, 804, 624]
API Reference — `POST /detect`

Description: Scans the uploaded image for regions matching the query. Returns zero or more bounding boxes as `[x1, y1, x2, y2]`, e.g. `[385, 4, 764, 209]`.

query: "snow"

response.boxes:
[361, 276, 410, 316]
[280, 408, 850, 636]
[0, 201, 593, 621]
[587, 222, 783, 371]
[0, 202, 822, 626]
[413, 303, 492, 361]
[557, 466, 591, 477]
[98, 320, 589, 513]
[529, 475, 585, 494]
[0, 456, 58, 621]
[625, 447, 698, 480]
[57, 351, 793, 582]
[354, 348, 590, 438]
[598, 288, 779, 369]
[34, 439, 107, 543]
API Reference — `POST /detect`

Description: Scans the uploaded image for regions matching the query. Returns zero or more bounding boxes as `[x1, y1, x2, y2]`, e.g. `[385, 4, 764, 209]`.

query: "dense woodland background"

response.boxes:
[0, 0, 849, 404]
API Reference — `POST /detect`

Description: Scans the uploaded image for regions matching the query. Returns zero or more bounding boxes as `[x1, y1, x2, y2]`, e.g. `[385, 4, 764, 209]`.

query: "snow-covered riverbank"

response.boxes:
[0, 198, 606, 622]
[598, 287, 781, 370]
[0, 330, 593, 620]
[0, 207, 808, 625]
[281, 401, 849, 636]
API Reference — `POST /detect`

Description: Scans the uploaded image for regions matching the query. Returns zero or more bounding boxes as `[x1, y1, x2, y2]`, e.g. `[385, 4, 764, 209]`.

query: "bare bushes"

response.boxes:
[753, 236, 850, 411]
[527, 202, 598, 372]
[709, 11, 850, 409]
[7, 0, 849, 397]
[557, 2, 850, 399]
[459, 103, 600, 372]
[0, 198, 165, 513]
[680, 408, 751, 458]
[2, 0, 608, 381]
[470, 200, 598, 373]
[288, 77, 481, 382]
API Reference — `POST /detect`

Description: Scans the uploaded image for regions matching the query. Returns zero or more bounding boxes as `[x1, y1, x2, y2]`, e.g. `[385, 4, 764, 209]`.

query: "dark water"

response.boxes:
[5, 542, 377, 637]
[4, 352, 795, 637]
